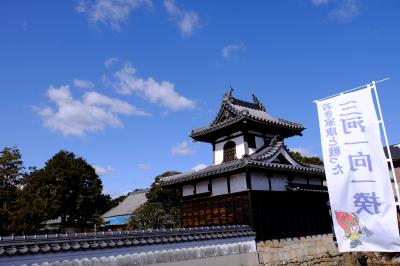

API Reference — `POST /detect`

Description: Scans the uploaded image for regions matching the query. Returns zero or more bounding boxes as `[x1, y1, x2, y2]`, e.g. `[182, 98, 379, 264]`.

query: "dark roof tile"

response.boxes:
[160, 139, 324, 186]
[0, 225, 255, 257]
[191, 91, 304, 140]
[384, 144, 400, 160]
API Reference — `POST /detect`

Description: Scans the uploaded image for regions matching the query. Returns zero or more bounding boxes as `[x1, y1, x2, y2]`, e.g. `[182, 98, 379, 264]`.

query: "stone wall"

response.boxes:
[257, 234, 343, 265]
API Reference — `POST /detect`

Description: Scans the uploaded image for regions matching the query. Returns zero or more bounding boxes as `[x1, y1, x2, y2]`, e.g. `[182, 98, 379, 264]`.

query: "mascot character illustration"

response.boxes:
[335, 211, 373, 248]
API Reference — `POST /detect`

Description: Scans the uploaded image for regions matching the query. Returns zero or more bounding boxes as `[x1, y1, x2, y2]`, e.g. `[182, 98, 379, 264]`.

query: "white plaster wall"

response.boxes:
[247, 135, 265, 155]
[182, 185, 194, 196]
[293, 177, 308, 184]
[255, 136, 264, 149]
[230, 173, 247, 193]
[196, 180, 209, 194]
[309, 178, 321, 185]
[212, 177, 228, 196]
[270, 175, 288, 191]
[251, 172, 269, 191]
[214, 134, 245, 165]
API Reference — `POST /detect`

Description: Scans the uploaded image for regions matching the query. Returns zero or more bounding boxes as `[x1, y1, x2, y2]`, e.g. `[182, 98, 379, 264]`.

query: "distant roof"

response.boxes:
[384, 144, 400, 160]
[160, 137, 324, 186]
[190, 88, 304, 141]
[102, 189, 148, 218]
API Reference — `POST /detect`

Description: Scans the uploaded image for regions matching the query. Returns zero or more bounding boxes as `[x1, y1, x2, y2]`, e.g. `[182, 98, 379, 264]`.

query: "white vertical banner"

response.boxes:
[316, 85, 400, 252]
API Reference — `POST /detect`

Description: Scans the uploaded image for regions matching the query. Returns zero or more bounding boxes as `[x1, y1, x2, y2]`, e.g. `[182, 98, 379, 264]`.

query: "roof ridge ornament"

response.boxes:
[223, 86, 234, 102]
[252, 93, 266, 111]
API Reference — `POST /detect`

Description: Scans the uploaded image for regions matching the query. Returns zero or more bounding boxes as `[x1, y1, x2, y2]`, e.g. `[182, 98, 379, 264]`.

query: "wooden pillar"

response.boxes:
[246, 170, 252, 190]
[212, 143, 216, 164]
[243, 131, 249, 155]
[267, 173, 272, 191]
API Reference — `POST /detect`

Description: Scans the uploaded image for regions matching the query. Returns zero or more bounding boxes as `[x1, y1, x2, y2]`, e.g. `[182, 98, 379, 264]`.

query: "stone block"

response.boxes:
[288, 249, 297, 260]
[261, 252, 273, 263]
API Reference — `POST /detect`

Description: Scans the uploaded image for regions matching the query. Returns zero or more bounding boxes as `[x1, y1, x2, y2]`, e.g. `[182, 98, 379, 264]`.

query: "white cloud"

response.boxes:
[171, 141, 195, 156]
[311, 0, 329, 6]
[191, 163, 207, 172]
[104, 57, 119, 68]
[73, 79, 95, 89]
[92, 165, 114, 176]
[112, 63, 195, 111]
[222, 44, 244, 59]
[163, 0, 200, 37]
[311, 0, 360, 23]
[37, 85, 148, 137]
[76, 0, 152, 31]
[137, 163, 151, 171]
[329, 0, 360, 23]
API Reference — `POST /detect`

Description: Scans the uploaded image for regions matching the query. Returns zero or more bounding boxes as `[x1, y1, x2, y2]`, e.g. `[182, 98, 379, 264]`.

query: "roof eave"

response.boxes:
[190, 119, 304, 142]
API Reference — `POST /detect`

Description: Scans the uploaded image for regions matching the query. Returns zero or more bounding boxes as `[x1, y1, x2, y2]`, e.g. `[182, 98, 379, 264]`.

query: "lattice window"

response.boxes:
[223, 141, 236, 162]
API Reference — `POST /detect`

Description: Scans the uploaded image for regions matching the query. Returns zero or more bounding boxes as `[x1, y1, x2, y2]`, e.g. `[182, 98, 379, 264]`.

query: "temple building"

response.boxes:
[385, 144, 400, 181]
[160, 89, 332, 240]
[101, 189, 148, 230]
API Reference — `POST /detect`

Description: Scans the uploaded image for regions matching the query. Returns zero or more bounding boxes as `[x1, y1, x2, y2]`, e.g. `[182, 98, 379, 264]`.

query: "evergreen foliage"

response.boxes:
[29, 150, 106, 230]
[289, 151, 324, 166]
[0, 147, 113, 235]
[128, 171, 181, 229]
[0, 147, 25, 235]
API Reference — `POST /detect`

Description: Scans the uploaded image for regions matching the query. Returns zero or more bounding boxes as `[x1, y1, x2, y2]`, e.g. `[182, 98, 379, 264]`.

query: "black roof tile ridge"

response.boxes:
[0, 226, 255, 257]
[192, 113, 304, 137]
[191, 115, 243, 136]
[192, 98, 305, 138]
[227, 100, 304, 130]
[259, 162, 325, 173]
[244, 113, 304, 130]
[230, 96, 261, 110]
[282, 145, 325, 170]
[248, 136, 281, 161]
[384, 144, 400, 159]
[287, 183, 328, 193]
[160, 159, 245, 185]
[210, 102, 232, 126]
[282, 145, 311, 168]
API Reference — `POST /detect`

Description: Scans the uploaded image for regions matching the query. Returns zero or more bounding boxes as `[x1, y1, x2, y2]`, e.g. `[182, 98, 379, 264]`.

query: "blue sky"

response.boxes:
[1, 0, 400, 198]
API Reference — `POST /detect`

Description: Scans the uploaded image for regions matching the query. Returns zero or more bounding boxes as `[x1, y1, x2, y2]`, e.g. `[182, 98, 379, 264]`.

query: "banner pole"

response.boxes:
[314, 78, 390, 103]
[371, 80, 400, 204]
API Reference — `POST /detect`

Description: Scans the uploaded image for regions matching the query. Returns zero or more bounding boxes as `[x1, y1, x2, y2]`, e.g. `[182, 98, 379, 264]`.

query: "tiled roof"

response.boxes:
[287, 183, 328, 193]
[191, 103, 304, 138]
[0, 225, 255, 257]
[160, 139, 324, 186]
[190, 90, 304, 139]
[102, 189, 148, 218]
[384, 144, 400, 160]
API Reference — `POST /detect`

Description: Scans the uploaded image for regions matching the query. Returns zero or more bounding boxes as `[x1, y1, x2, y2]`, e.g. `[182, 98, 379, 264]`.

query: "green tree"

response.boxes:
[8, 169, 49, 234]
[29, 151, 105, 230]
[128, 171, 181, 230]
[289, 151, 324, 166]
[0, 147, 24, 235]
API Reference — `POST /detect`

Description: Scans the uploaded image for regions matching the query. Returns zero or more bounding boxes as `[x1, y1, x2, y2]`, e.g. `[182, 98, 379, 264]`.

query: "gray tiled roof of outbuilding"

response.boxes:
[102, 189, 148, 218]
